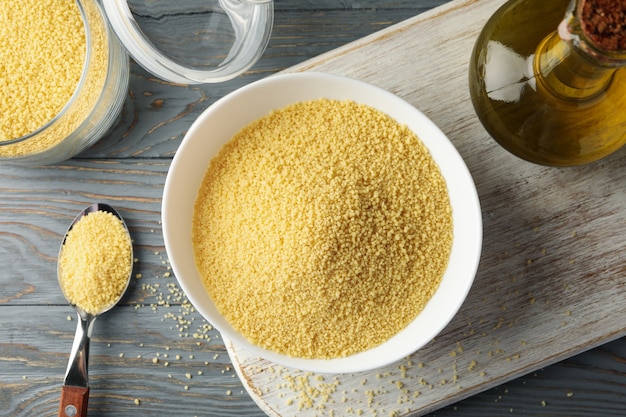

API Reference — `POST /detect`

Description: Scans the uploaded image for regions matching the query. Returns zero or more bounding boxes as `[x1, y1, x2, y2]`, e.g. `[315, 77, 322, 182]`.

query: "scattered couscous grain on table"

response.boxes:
[193, 98, 453, 359]
[58, 210, 133, 315]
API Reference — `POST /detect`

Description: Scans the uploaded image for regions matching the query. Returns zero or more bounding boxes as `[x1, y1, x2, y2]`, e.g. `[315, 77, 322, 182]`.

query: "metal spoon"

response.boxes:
[57, 203, 133, 417]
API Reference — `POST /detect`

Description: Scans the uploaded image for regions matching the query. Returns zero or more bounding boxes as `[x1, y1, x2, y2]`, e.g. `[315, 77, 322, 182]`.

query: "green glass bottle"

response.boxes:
[469, 0, 626, 166]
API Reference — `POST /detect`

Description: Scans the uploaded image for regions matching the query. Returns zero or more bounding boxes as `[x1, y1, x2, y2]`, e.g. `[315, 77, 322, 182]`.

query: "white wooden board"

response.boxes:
[226, 0, 626, 415]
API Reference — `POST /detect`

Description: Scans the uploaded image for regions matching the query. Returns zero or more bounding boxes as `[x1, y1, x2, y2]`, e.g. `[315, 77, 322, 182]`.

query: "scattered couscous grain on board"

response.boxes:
[58, 210, 133, 315]
[193, 98, 453, 359]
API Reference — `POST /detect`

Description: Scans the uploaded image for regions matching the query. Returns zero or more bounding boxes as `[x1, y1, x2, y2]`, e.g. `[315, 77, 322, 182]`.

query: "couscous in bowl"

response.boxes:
[0, 0, 129, 165]
[1, 0, 273, 165]
[162, 72, 482, 373]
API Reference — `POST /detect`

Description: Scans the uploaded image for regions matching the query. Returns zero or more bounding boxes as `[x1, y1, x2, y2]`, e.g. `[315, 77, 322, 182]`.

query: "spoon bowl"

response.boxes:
[57, 203, 133, 417]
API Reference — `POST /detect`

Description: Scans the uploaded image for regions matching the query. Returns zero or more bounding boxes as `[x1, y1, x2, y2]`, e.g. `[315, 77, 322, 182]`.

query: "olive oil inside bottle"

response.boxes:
[469, 0, 626, 166]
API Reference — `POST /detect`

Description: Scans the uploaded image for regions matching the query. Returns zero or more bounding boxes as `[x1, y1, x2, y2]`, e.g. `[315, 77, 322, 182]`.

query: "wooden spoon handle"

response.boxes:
[59, 385, 89, 417]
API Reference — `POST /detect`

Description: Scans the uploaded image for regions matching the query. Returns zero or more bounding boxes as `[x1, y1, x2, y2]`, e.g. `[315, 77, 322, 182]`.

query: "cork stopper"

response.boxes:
[580, 0, 626, 51]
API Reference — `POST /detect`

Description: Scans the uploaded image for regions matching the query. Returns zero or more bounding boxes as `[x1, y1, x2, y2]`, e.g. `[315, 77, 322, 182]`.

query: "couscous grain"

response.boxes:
[58, 210, 132, 315]
[0, 0, 108, 157]
[193, 99, 453, 359]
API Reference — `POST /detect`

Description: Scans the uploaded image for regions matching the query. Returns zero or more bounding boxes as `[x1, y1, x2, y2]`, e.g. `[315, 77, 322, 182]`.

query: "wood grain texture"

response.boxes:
[1, 1, 625, 417]
[59, 385, 90, 417]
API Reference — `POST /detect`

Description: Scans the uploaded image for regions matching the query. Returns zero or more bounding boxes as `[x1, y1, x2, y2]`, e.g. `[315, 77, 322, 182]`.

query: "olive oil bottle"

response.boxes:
[469, 0, 626, 166]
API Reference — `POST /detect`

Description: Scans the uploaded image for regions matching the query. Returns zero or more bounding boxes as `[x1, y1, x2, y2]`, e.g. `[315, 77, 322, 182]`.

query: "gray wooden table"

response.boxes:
[1, 1, 625, 416]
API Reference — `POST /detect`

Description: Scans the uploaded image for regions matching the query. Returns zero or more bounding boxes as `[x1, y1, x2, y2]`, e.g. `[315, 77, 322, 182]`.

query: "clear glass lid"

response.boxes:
[102, 0, 274, 84]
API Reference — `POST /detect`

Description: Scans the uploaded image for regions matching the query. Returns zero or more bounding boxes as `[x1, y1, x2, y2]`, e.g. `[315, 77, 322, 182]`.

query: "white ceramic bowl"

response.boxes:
[162, 72, 482, 373]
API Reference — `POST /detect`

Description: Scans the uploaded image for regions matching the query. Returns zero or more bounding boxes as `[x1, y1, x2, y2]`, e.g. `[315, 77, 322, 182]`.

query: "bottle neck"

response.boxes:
[534, 0, 626, 102]
[534, 31, 616, 101]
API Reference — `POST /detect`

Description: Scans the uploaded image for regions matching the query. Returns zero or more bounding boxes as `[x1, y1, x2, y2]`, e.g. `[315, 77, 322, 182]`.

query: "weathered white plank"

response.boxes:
[226, 0, 626, 415]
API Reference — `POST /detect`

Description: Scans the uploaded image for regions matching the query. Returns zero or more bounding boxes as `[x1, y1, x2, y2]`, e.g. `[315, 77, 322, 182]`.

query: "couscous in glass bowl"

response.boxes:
[0, 0, 273, 165]
[0, 0, 128, 165]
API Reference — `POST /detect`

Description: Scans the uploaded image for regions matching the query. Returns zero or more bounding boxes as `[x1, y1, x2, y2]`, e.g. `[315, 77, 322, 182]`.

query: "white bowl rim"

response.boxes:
[162, 71, 482, 374]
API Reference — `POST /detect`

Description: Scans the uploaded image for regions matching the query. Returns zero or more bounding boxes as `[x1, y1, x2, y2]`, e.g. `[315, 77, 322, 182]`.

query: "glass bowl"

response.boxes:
[1, 0, 274, 166]
[0, 0, 129, 165]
